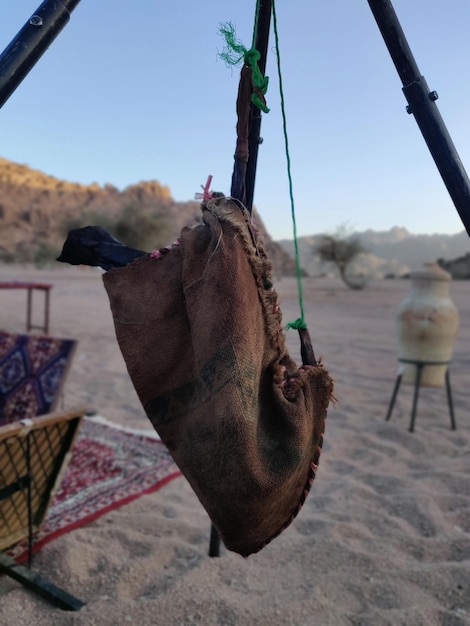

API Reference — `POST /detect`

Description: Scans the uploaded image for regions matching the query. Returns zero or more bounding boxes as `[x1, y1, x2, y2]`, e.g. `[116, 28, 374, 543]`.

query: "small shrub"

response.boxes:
[314, 224, 369, 290]
[60, 206, 167, 253]
[33, 242, 61, 268]
[113, 206, 167, 251]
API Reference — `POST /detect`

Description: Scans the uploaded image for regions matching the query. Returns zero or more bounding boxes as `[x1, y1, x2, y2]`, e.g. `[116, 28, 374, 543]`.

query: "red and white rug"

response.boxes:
[8, 416, 181, 562]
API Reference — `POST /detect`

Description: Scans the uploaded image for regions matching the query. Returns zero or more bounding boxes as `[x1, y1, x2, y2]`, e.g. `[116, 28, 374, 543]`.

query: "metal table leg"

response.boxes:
[44, 287, 50, 334]
[26, 287, 33, 332]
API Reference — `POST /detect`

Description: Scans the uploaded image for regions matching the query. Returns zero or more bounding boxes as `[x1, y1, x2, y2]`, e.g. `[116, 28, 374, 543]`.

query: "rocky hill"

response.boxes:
[438, 252, 470, 279]
[2, 157, 468, 278]
[0, 157, 293, 274]
[278, 227, 470, 279]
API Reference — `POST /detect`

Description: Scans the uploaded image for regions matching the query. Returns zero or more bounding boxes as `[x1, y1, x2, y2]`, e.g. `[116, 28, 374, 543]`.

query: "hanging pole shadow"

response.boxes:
[366, 0, 470, 236]
[0, 0, 82, 108]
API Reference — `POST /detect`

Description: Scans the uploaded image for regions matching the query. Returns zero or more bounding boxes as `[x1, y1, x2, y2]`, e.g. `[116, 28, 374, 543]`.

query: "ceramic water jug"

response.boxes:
[396, 263, 459, 387]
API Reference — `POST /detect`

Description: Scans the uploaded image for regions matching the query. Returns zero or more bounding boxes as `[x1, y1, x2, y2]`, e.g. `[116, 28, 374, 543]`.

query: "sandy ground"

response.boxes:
[0, 264, 469, 626]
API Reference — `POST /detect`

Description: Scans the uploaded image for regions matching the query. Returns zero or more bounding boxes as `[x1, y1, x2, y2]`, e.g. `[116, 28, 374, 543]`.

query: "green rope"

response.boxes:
[219, 4, 306, 330]
[271, 0, 307, 331]
[219, 22, 270, 113]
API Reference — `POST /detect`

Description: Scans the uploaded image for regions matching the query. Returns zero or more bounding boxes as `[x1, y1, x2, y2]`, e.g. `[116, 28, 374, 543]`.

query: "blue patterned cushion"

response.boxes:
[0, 332, 76, 425]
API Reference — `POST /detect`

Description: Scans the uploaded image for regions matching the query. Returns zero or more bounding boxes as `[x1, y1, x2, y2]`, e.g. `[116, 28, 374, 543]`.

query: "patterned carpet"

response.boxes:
[7, 417, 181, 562]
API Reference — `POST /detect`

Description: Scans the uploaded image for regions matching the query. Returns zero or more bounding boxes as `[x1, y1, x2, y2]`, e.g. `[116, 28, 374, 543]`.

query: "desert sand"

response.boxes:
[0, 264, 469, 626]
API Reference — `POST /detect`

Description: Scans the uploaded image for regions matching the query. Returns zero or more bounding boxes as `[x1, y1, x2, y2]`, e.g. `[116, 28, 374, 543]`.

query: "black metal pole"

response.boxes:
[208, 523, 221, 557]
[0, 0, 82, 108]
[212, 2, 273, 558]
[366, 0, 470, 237]
[245, 0, 273, 213]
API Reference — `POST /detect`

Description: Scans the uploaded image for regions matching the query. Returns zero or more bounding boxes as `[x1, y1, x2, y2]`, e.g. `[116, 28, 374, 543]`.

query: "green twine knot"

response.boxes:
[219, 22, 270, 113]
[287, 318, 307, 331]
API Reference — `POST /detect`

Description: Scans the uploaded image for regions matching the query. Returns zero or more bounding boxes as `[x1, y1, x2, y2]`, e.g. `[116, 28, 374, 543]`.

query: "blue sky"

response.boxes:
[1, 0, 470, 240]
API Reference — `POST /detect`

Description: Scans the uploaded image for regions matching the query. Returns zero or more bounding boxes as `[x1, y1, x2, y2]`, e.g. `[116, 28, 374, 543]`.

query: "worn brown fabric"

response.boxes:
[103, 196, 333, 556]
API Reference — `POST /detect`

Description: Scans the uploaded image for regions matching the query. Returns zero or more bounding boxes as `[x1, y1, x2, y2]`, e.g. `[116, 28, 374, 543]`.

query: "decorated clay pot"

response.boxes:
[396, 263, 459, 387]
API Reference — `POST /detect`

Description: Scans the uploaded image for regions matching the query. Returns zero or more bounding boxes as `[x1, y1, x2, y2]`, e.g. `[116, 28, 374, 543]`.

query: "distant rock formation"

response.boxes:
[437, 253, 470, 279]
[0, 157, 174, 259]
[2, 157, 467, 279]
[278, 229, 470, 279]
[0, 157, 293, 276]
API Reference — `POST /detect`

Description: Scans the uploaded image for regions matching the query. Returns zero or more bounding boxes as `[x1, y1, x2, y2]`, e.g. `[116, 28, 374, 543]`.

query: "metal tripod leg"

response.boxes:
[445, 368, 457, 430]
[409, 363, 424, 433]
[385, 373, 402, 422]
[208, 523, 221, 557]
